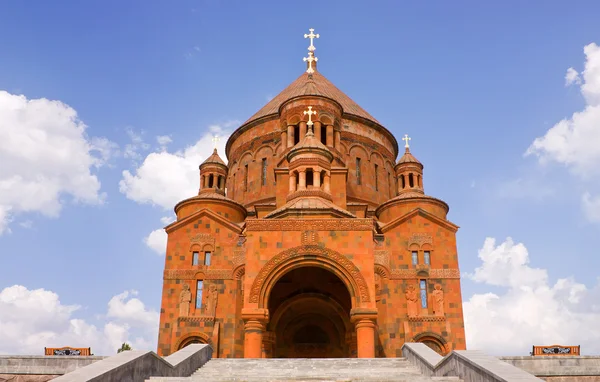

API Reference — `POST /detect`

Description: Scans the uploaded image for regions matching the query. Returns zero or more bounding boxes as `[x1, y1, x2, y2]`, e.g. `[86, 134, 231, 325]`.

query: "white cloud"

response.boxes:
[0, 285, 158, 356]
[582, 192, 600, 223]
[19, 220, 33, 229]
[144, 228, 167, 255]
[156, 135, 172, 147]
[119, 121, 235, 210]
[0, 90, 114, 235]
[526, 43, 600, 178]
[565, 67, 581, 86]
[464, 237, 600, 356]
[160, 216, 175, 225]
[123, 128, 150, 162]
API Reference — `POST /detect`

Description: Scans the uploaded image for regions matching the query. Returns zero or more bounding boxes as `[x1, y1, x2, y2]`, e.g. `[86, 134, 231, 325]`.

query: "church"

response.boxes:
[156, 29, 466, 359]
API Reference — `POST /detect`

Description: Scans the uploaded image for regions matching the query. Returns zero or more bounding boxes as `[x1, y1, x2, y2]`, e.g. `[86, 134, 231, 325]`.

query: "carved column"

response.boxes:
[313, 169, 321, 188]
[334, 130, 341, 151]
[289, 172, 297, 193]
[323, 174, 331, 193]
[314, 121, 322, 143]
[281, 130, 288, 151]
[299, 121, 307, 140]
[326, 125, 334, 147]
[242, 309, 269, 358]
[351, 310, 377, 358]
[287, 125, 294, 147]
[298, 170, 306, 190]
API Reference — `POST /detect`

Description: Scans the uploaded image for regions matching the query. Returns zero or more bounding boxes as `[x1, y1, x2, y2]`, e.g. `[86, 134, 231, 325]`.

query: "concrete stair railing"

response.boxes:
[402, 343, 543, 382]
[52, 344, 212, 382]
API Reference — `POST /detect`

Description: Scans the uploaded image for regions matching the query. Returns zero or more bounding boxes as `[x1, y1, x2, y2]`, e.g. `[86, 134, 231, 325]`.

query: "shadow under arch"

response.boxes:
[248, 245, 371, 309]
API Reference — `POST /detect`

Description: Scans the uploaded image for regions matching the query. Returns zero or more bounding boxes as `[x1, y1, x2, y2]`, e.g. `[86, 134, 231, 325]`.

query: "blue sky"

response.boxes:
[1, 1, 600, 356]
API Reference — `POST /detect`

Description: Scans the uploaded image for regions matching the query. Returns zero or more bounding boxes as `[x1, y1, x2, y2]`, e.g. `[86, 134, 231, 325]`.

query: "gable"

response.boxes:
[165, 208, 244, 235]
[380, 208, 459, 234]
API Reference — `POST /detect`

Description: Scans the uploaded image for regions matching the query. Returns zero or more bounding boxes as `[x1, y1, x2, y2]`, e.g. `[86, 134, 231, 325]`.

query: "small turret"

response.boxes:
[395, 135, 424, 195]
[199, 148, 227, 195]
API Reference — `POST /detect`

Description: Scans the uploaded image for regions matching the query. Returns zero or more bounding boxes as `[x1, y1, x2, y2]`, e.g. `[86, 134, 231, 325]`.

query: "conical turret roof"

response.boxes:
[243, 71, 379, 126]
[397, 147, 422, 166]
[201, 148, 226, 167]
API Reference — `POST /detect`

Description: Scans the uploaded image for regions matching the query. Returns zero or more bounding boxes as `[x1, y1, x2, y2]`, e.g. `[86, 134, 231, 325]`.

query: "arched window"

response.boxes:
[401, 175, 406, 189]
[409, 173, 414, 188]
[424, 251, 430, 265]
[306, 169, 314, 186]
[356, 158, 362, 185]
[374, 164, 379, 191]
[294, 125, 300, 145]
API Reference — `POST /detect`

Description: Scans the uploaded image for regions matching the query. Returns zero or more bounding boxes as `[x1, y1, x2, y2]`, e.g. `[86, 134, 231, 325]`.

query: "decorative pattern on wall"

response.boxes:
[245, 219, 374, 231]
[390, 268, 460, 280]
[164, 269, 233, 280]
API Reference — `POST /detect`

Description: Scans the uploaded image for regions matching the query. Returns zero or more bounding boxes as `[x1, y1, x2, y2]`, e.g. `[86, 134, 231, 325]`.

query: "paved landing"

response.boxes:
[147, 358, 462, 381]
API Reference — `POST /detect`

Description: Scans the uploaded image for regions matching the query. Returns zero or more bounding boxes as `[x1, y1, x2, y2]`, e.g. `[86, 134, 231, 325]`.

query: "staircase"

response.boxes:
[146, 358, 462, 381]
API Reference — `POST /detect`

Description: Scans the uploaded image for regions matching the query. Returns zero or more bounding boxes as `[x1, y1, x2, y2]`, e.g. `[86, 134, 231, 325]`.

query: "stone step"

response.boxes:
[146, 358, 462, 382]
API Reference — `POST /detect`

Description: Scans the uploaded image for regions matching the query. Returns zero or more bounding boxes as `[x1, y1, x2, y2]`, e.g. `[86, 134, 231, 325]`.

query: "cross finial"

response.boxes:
[212, 135, 220, 149]
[303, 52, 318, 74]
[402, 134, 411, 149]
[303, 106, 317, 128]
[304, 28, 320, 52]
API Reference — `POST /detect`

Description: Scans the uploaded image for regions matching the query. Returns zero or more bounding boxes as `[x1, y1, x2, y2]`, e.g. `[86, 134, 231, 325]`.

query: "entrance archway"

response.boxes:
[267, 267, 353, 358]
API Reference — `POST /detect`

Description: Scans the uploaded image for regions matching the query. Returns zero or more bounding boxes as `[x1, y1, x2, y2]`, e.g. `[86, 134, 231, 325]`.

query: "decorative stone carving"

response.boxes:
[232, 251, 246, 268]
[179, 284, 192, 317]
[164, 269, 233, 280]
[407, 315, 446, 322]
[374, 250, 390, 269]
[405, 285, 419, 317]
[190, 233, 215, 244]
[249, 245, 370, 304]
[245, 218, 373, 232]
[390, 268, 460, 280]
[301, 230, 319, 245]
[408, 233, 433, 247]
[205, 284, 218, 317]
[432, 284, 444, 316]
[177, 316, 215, 323]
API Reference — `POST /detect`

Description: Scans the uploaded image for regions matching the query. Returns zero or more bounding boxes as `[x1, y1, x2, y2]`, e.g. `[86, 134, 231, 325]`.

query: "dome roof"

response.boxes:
[201, 148, 226, 167]
[287, 128, 333, 162]
[243, 71, 380, 126]
[397, 148, 422, 166]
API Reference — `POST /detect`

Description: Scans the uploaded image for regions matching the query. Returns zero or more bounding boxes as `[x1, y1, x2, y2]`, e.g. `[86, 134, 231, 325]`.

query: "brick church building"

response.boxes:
[157, 29, 466, 359]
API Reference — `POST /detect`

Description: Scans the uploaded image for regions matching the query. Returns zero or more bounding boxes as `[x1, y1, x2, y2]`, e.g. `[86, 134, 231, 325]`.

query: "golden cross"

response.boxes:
[303, 51, 318, 74]
[304, 28, 319, 52]
[212, 135, 220, 149]
[303, 106, 317, 127]
[402, 134, 411, 148]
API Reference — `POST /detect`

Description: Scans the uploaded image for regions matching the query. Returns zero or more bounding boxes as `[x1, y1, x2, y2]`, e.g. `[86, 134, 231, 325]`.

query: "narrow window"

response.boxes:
[320, 128, 327, 145]
[320, 171, 325, 188]
[208, 174, 214, 188]
[417, 174, 421, 188]
[196, 280, 204, 309]
[374, 164, 379, 191]
[244, 164, 248, 191]
[294, 125, 300, 145]
[412, 251, 418, 265]
[420, 280, 427, 308]
[204, 251, 211, 266]
[409, 173, 414, 188]
[356, 158, 362, 185]
[387, 172, 391, 198]
[424, 251, 430, 265]
[261, 158, 267, 186]
[306, 169, 314, 186]
[401, 175, 406, 189]
[192, 251, 199, 266]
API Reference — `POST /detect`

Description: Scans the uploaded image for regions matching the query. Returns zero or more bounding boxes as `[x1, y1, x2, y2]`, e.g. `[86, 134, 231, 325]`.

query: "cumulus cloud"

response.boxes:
[144, 228, 168, 255]
[565, 67, 581, 86]
[464, 237, 600, 356]
[123, 128, 150, 162]
[526, 43, 600, 178]
[582, 192, 600, 223]
[119, 121, 236, 210]
[0, 285, 158, 355]
[156, 135, 172, 148]
[0, 90, 115, 235]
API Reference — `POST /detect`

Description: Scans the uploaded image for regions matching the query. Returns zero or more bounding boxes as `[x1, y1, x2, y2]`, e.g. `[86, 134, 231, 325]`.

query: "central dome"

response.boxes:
[242, 70, 380, 126]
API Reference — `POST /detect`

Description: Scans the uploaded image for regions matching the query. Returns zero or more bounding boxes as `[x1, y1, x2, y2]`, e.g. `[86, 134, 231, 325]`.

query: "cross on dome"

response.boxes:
[402, 134, 411, 148]
[303, 106, 317, 127]
[212, 135, 220, 149]
[304, 28, 319, 52]
[303, 52, 318, 74]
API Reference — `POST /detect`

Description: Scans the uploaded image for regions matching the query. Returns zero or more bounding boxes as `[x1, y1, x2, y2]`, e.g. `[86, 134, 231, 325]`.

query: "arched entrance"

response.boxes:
[267, 267, 352, 358]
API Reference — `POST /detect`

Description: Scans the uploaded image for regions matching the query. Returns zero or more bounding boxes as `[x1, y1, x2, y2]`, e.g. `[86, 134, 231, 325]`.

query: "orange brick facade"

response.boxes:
[157, 63, 466, 358]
